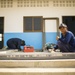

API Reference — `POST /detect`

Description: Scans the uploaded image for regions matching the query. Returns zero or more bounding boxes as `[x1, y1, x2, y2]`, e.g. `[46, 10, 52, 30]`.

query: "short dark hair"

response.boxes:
[59, 23, 67, 29]
[21, 40, 25, 46]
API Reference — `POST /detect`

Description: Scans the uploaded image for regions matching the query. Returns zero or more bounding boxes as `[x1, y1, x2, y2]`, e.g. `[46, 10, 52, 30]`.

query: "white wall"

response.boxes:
[0, 0, 75, 33]
[45, 20, 57, 32]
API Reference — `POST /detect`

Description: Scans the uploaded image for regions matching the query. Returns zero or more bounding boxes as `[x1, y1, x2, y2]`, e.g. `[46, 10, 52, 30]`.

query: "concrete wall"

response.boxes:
[0, 0, 75, 50]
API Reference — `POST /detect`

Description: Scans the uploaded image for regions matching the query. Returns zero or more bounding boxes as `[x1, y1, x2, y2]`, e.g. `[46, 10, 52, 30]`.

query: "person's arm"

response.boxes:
[59, 33, 72, 44]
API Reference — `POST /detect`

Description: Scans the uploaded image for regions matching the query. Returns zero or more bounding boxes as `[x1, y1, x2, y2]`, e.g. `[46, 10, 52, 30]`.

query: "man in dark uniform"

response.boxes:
[7, 38, 25, 51]
[54, 23, 75, 52]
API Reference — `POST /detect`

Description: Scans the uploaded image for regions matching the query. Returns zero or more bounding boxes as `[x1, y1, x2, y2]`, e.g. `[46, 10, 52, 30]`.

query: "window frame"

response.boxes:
[23, 16, 43, 32]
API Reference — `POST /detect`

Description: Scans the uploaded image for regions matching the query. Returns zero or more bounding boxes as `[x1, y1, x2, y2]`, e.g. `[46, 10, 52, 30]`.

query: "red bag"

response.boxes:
[23, 46, 34, 52]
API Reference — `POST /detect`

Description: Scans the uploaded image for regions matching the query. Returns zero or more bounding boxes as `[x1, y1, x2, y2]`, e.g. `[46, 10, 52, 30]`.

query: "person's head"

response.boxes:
[59, 23, 68, 34]
[21, 40, 25, 46]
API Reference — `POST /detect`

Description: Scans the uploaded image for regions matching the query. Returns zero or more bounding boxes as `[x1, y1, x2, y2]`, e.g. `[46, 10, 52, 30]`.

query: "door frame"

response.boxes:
[42, 17, 59, 48]
[0, 17, 4, 49]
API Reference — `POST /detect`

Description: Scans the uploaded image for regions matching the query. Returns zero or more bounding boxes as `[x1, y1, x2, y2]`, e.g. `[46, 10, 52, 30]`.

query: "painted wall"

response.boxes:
[0, 0, 75, 50]
[4, 32, 43, 50]
[45, 20, 57, 43]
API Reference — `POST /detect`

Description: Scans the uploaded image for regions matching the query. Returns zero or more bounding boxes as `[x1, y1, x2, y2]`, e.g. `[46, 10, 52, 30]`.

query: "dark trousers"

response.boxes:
[7, 42, 17, 49]
[57, 41, 75, 52]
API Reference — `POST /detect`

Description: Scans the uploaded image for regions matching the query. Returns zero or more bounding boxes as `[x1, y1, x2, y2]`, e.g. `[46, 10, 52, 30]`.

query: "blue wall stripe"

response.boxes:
[46, 32, 57, 44]
[4, 32, 57, 50]
[4, 32, 43, 50]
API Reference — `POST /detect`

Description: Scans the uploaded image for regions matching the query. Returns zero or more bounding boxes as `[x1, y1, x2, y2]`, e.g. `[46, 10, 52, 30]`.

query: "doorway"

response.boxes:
[43, 18, 59, 47]
[62, 16, 75, 35]
[0, 17, 4, 49]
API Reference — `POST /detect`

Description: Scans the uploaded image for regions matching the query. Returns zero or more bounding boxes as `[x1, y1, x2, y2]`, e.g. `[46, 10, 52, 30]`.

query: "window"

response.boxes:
[23, 16, 43, 32]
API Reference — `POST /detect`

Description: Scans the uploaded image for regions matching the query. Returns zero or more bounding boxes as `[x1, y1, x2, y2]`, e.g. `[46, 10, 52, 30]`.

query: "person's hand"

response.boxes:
[56, 36, 60, 40]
